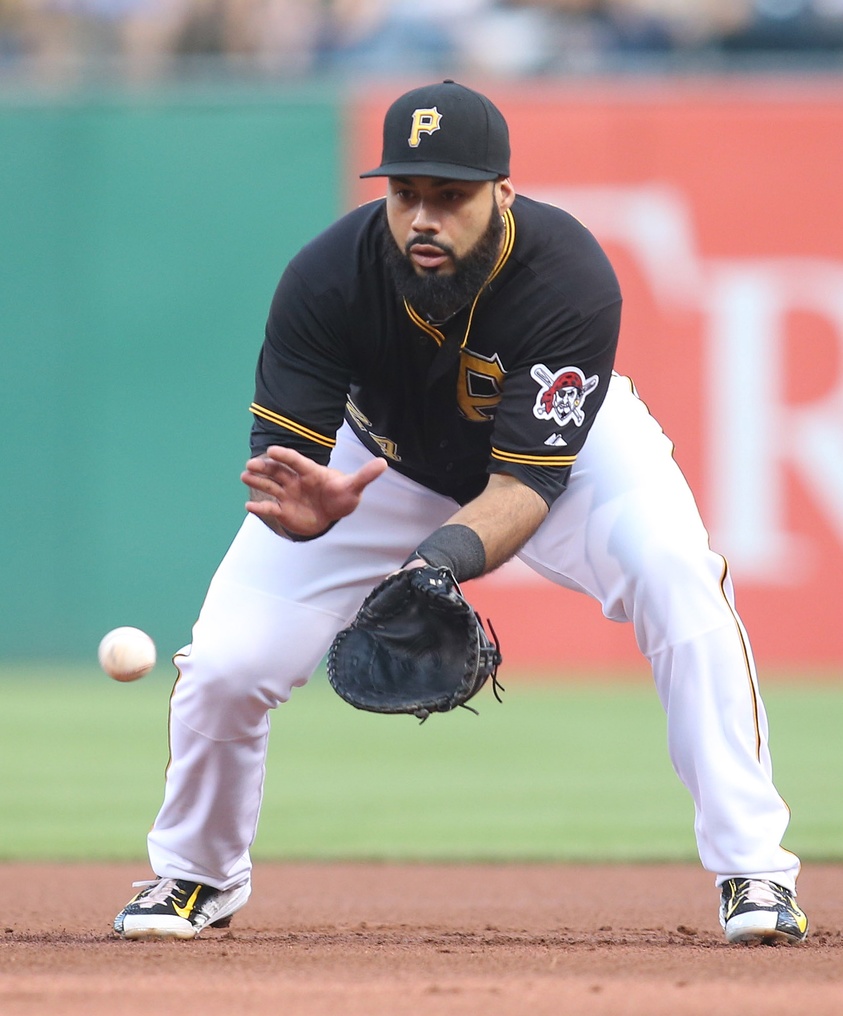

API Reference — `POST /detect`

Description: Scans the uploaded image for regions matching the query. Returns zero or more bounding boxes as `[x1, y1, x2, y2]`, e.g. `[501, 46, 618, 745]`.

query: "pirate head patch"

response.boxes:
[531, 364, 599, 428]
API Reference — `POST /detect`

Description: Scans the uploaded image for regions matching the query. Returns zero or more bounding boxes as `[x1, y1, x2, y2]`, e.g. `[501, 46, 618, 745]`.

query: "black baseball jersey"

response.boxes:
[250, 194, 621, 507]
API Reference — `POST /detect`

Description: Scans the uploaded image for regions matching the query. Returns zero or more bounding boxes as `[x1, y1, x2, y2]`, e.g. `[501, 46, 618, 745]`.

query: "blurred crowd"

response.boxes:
[2, 0, 843, 84]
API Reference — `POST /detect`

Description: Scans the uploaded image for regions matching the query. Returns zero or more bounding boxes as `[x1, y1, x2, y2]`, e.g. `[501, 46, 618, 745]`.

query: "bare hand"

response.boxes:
[241, 446, 387, 539]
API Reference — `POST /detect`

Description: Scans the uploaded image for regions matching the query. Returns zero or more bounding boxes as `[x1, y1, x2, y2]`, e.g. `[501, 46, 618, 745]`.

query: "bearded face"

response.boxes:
[382, 195, 504, 322]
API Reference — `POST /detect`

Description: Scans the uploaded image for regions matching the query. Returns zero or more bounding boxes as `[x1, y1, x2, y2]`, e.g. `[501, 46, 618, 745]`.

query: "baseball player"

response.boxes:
[114, 80, 808, 945]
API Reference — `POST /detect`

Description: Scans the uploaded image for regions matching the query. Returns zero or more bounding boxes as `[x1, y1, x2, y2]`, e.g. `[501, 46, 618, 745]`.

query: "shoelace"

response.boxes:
[736, 880, 782, 908]
[131, 877, 188, 908]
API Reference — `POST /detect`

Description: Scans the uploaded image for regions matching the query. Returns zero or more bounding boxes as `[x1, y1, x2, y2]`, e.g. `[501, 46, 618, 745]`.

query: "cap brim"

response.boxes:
[360, 161, 501, 181]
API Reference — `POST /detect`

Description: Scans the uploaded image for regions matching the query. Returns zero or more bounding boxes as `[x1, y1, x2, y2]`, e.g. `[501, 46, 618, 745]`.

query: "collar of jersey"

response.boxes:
[403, 207, 515, 349]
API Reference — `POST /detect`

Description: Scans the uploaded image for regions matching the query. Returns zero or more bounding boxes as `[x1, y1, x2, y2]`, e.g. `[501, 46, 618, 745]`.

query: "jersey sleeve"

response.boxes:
[487, 298, 621, 507]
[249, 263, 353, 464]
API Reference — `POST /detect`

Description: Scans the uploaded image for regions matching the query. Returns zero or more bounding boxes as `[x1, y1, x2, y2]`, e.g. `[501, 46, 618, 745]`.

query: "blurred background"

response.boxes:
[3, 1, 843, 83]
[1, 0, 842, 674]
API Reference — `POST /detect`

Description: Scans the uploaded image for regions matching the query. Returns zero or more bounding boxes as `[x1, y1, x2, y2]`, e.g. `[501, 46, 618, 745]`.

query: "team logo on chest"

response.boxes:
[531, 364, 599, 428]
[458, 350, 506, 421]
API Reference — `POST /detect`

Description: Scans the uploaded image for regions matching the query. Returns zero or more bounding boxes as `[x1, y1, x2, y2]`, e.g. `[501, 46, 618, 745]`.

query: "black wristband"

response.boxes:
[409, 524, 487, 582]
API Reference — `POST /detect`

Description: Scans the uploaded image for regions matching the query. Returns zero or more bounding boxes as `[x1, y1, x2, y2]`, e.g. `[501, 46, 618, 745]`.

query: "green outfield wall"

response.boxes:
[0, 89, 342, 660]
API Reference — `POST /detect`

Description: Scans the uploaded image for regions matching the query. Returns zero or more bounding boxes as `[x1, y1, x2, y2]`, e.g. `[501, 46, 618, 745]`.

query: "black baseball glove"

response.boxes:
[327, 565, 503, 722]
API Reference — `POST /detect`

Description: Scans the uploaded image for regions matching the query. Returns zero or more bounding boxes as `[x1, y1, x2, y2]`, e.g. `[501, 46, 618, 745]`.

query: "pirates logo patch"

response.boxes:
[408, 106, 442, 148]
[531, 364, 599, 428]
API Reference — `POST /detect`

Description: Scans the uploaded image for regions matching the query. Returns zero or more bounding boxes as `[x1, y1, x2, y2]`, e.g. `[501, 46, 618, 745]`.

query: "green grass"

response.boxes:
[0, 665, 840, 862]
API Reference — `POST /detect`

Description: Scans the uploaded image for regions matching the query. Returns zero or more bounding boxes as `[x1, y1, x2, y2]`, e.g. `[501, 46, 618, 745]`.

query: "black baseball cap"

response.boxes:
[360, 80, 510, 182]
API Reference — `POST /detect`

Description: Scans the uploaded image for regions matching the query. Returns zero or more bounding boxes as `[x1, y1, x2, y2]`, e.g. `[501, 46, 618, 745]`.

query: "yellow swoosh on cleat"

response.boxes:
[724, 892, 740, 920]
[172, 885, 201, 920]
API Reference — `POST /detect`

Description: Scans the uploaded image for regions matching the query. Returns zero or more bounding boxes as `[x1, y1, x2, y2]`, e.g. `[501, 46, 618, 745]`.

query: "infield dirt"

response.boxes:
[2, 861, 841, 1015]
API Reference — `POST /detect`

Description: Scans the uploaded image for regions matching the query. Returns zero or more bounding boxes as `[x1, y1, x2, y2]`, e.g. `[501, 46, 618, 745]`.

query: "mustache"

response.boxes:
[405, 235, 456, 259]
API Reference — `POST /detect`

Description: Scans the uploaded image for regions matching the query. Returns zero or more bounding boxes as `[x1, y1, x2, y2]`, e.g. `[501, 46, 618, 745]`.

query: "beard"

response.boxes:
[382, 200, 505, 322]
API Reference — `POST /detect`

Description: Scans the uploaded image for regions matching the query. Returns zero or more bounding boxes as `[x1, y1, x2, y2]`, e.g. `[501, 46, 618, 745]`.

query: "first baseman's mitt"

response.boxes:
[327, 565, 503, 722]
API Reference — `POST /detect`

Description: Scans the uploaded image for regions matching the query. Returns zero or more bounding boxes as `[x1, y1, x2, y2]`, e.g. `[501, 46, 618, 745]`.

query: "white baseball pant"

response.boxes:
[147, 374, 800, 892]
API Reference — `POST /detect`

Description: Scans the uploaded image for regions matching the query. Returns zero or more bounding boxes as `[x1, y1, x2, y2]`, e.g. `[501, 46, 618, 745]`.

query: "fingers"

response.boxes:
[243, 496, 280, 520]
[348, 456, 388, 493]
[245, 447, 387, 492]
[252, 445, 318, 474]
[241, 447, 309, 497]
[241, 446, 387, 532]
[240, 468, 291, 505]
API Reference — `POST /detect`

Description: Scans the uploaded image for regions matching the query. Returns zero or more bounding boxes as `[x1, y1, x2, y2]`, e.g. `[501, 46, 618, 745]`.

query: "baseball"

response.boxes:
[98, 626, 157, 682]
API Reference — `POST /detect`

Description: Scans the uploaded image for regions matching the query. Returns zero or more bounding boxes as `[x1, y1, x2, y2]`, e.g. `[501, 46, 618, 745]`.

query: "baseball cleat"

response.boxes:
[719, 877, 808, 945]
[113, 876, 251, 940]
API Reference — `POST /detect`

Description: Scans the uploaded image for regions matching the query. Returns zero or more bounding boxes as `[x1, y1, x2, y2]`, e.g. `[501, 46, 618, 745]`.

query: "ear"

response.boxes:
[495, 177, 516, 213]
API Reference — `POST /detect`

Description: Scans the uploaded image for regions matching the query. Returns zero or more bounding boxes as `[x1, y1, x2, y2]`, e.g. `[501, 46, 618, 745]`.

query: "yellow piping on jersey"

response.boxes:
[486, 206, 515, 286]
[249, 403, 336, 449]
[491, 447, 576, 468]
[403, 208, 516, 350]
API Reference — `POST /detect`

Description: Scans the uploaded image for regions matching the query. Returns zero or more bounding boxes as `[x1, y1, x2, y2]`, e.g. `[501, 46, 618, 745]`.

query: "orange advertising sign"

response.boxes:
[347, 80, 843, 671]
